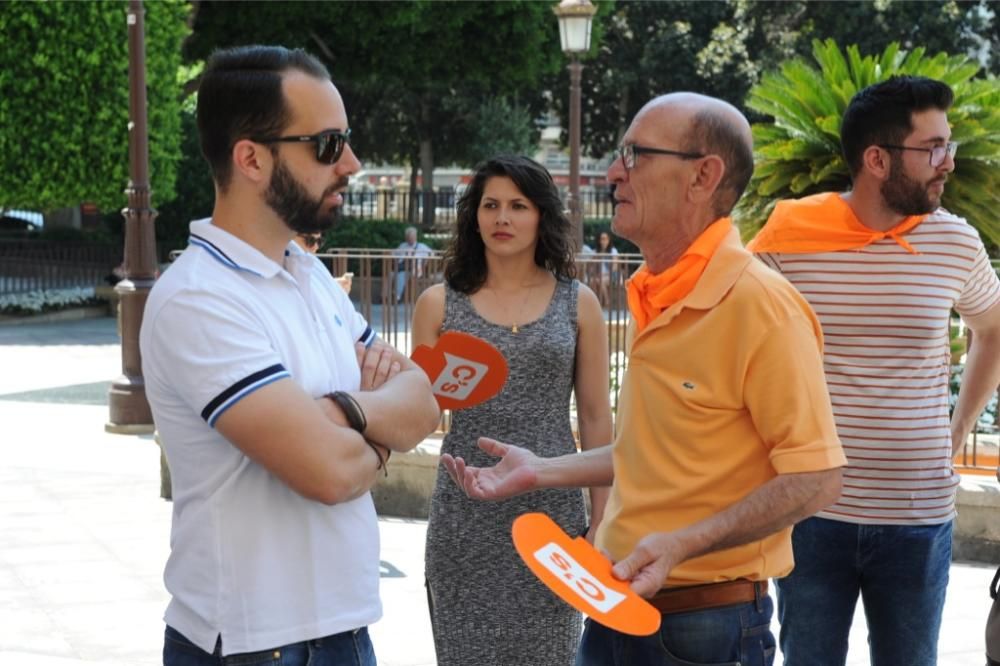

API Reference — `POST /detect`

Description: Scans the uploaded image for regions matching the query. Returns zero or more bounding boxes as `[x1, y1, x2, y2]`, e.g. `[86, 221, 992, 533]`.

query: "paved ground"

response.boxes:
[0, 316, 995, 665]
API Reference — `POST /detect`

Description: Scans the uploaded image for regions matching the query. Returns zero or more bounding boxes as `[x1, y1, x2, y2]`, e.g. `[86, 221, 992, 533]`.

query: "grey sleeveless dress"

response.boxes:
[425, 279, 587, 666]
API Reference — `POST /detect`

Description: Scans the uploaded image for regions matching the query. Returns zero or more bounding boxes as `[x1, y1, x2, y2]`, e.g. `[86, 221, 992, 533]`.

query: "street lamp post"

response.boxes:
[107, 0, 158, 434]
[553, 0, 596, 252]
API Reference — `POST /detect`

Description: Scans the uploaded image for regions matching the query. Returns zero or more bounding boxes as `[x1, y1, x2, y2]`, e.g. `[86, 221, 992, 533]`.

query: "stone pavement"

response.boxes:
[0, 316, 996, 665]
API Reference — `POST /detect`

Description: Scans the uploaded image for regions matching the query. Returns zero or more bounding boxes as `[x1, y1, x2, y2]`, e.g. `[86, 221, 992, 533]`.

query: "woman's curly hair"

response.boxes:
[444, 155, 576, 294]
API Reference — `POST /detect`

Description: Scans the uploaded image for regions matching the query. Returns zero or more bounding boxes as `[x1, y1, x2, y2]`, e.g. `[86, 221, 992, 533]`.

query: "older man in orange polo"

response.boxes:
[441, 93, 846, 666]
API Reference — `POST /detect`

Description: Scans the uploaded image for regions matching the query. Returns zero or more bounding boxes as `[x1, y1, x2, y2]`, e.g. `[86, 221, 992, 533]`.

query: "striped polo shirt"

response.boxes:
[757, 210, 1000, 525]
[140, 219, 381, 655]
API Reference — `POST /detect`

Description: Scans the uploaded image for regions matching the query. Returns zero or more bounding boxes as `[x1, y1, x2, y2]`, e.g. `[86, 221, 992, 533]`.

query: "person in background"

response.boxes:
[295, 231, 352, 293]
[594, 230, 620, 309]
[393, 225, 432, 302]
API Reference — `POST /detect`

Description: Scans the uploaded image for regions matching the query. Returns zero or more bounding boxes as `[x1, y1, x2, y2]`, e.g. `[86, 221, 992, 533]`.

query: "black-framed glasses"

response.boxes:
[252, 128, 351, 165]
[618, 143, 705, 171]
[877, 141, 957, 168]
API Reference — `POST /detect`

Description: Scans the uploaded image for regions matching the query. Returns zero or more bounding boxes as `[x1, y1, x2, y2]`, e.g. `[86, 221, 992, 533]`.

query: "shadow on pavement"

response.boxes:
[0, 317, 119, 347]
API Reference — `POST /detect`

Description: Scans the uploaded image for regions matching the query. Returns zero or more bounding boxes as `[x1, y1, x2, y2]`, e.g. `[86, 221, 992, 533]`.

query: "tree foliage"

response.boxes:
[563, 0, 993, 158]
[0, 0, 189, 212]
[736, 39, 1000, 247]
[463, 98, 540, 167]
[155, 109, 215, 251]
[184, 0, 571, 211]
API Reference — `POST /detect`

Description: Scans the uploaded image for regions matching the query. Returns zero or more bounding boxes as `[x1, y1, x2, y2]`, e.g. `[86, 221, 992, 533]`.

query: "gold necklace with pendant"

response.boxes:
[490, 281, 536, 334]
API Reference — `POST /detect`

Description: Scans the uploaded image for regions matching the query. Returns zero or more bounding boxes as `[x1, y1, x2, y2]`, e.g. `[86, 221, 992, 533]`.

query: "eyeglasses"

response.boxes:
[252, 128, 351, 165]
[298, 233, 322, 248]
[618, 143, 705, 171]
[877, 141, 957, 168]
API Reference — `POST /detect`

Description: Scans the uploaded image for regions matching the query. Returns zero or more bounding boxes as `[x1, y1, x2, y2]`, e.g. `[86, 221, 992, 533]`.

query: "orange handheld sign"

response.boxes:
[512, 512, 661, 636]
[411, 331, 508, 410]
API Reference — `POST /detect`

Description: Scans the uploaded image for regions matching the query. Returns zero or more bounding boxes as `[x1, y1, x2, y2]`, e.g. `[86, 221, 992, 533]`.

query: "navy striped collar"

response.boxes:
[187, 218, 288, 279]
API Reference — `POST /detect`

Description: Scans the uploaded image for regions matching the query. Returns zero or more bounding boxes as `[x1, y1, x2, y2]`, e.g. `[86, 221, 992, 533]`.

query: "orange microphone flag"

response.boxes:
[411, 331, 508, 410]
[512, 512, 661, 636]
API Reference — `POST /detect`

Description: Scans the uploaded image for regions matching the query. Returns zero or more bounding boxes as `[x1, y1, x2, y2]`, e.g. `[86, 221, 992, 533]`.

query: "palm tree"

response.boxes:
[736, 38, 1000, 248]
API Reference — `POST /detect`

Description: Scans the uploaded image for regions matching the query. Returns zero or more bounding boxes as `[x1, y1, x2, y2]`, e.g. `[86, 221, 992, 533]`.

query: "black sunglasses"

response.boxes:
[252, 128, 351, 165]
[298, 233, 322, 248]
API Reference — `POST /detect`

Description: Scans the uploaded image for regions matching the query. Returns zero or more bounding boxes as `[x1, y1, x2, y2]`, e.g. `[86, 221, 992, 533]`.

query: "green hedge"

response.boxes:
[319, 218, 442, 252]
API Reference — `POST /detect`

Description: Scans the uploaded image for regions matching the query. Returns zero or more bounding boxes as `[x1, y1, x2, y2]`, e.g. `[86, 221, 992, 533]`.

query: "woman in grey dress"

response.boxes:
[412, 155, 613, 666]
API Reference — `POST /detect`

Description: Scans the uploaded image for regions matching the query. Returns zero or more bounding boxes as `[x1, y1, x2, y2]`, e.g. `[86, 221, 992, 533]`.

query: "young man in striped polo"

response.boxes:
[750, 76, 1000, 665]
[140, 46, 440, 665]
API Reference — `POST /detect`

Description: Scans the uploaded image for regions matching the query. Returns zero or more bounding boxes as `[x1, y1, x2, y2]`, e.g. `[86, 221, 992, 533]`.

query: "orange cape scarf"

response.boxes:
[747, 192, 924, 255]
[626, 217, 732, 332]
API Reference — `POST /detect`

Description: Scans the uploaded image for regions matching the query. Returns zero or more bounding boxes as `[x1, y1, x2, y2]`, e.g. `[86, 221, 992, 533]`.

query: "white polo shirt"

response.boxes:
[140, 219, 380, 655]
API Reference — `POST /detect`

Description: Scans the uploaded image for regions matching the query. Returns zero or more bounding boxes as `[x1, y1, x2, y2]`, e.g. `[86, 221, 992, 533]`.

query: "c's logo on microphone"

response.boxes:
[411, 332, 508, 409]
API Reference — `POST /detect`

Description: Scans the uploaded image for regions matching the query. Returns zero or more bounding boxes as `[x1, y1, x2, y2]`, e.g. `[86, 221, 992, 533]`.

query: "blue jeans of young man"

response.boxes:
[575, 594, 775, 666]
[163, 625, 376, 666]
[776, 516, 952, 666]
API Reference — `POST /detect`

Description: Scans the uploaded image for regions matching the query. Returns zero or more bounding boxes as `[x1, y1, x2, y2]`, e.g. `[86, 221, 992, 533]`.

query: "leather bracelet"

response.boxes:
[325, 392, 387, 476]
[326, 391, 367, 434]
[367, 441, 389, 478]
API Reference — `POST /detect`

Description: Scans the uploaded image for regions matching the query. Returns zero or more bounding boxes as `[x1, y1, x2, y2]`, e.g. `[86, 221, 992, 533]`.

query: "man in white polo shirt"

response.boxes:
[139, 45, 440, 665]
[750, 76, 1000, 665]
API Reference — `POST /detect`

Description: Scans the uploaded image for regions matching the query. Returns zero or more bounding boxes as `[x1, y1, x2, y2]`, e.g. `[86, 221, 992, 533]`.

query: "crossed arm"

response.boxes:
[217, 339, 439, 505]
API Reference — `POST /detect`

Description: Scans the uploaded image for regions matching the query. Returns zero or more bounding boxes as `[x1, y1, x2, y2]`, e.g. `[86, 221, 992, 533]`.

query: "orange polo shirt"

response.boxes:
[596, 228, 845, 586]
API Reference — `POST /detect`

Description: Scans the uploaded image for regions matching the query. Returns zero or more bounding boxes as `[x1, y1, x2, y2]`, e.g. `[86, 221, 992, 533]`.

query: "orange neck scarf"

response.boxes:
[627, 218, 732, 332]
[747, 192, 924, 255]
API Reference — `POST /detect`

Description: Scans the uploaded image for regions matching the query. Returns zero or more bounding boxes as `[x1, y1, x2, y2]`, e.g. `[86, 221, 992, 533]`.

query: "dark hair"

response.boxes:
[841, 75, 954, 177]
[597, 230, 613, 250]
[684, 110, 754, 217]
[444, 155, 576, 294]
[197, 45, 330, 190]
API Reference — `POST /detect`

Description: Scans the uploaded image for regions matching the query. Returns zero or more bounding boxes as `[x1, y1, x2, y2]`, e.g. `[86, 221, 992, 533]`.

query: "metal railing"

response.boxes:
[0, 240, 120, 295]
[340, 189, 615, 224]
[316, 248, 640, 418]
[325, 250, 996, 473]
[163, 245, 1000, 472]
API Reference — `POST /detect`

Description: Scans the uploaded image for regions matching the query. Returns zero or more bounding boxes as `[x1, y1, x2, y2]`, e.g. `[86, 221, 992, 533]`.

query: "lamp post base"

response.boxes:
[106, 276, 155, 433]
[106, 373, 154, 433]
[105, 421, 156, 435]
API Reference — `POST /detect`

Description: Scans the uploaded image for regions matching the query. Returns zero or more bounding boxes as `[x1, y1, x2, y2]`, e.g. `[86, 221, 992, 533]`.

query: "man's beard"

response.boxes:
[264, 158, 347, 234]
[881, 154, 941, 216]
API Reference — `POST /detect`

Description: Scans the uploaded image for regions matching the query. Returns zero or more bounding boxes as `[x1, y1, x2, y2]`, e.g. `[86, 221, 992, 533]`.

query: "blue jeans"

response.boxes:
[776, 516, 952, 666]
[575, 594, 775, 666]
[163, 625, 376, 666]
